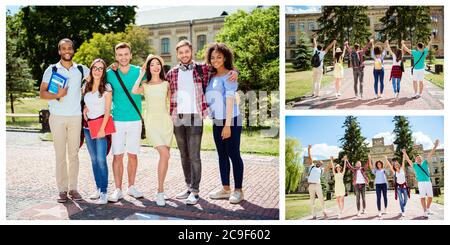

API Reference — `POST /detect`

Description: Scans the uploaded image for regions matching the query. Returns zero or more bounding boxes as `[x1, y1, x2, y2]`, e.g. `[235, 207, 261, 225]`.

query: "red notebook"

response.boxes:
[87, 116, 116, 139]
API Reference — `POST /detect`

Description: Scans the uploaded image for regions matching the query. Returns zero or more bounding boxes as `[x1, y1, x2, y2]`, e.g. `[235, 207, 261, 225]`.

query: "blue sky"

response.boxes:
[286, 6, 321, 14]
[6, 6, 21, 15]
[286, 116, 444, 160]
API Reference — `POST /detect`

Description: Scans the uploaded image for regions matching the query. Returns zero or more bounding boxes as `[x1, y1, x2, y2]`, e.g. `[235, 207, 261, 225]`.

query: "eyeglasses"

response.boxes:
[92, 66, 104, 71]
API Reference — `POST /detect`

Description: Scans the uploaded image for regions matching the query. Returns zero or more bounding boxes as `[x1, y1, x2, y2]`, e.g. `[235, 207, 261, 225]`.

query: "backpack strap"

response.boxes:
[195, 63, 206, 94]
[113, 70, 144, 122]
[416, 163, 430, 178]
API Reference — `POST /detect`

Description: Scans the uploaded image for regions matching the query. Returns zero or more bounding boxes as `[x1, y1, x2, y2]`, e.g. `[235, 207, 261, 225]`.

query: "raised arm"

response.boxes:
[324, 39, 337, 54]
[313, 36, 318, 49]
[342, 155, 347, 174]
[367, 154, 373, 170]
[344, 41, 352, 53]
[401, 40, 412, 55]
[427, 34, 434, 50]
[401, 157, 406, 171]
[330, 156, 335, 176]
[345, 159, 355, 171]
[385, 156, 394, 173]
[307, 144, 313, 167]
[402, 148, 413, 167]
[427, 139, 439, 163]
[362, 39, 373, 52]
[385, 40, 392, 55]
[132, 64, 146, 94]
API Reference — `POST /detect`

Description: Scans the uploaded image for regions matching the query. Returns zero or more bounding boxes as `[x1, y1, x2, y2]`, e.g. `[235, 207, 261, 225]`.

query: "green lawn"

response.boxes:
[6, 97, 48, 128]
[285, 193, 337, 220]
[425, 73, 444, 89]
[433, 187, 444, 205]
[285, 69, 334, 102]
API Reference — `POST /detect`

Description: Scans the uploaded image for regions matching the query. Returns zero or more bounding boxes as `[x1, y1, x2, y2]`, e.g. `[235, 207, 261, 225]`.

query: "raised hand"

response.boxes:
[434, 139, 440, 148]
[402, 148, 407, 154]
[308, 144, 312, 150]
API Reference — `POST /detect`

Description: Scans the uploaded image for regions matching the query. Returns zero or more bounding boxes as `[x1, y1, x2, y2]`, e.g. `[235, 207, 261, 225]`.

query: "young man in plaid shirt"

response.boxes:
[167, 40, 238, 205]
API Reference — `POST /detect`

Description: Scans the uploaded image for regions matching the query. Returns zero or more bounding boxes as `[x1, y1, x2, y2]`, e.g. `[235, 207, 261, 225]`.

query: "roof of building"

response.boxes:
[136, 6, 257, 26]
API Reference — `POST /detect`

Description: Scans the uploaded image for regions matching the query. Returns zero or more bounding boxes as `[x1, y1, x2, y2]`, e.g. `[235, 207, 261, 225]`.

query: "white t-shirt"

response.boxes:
[176, 69, 198, 114]
[395, 169, 406, 184]
[392, 53, 402, 66]
[312, 48, 326, 69]
[83, 83, 112, 119]
[308, 165, 323, 184]
[356, 169, 366, 184]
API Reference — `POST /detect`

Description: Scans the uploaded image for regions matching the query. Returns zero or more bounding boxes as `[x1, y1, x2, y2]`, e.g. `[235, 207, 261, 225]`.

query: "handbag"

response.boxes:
[113, 70, 146, 139]
[87, 115, 116, 139]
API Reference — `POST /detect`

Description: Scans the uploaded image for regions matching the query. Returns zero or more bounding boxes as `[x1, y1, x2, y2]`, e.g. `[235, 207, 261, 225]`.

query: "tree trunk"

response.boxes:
[9, 93, 15, 123]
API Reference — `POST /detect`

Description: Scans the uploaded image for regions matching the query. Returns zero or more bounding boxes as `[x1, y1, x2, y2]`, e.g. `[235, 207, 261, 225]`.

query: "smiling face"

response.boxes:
[356, 161, 362, 168]
[415, 155, 423, 164]
[393, 162, 400, 172]
[335, 165, 342, 173]
[210, 50, 225, 70]
[58, 41, 74, 61]
[149, 58, 162, 77]
[115, 47, 132, 67]
[177, 45, 193, 65]
[376, 161, 383, 170]
[91, 61, 105, 81]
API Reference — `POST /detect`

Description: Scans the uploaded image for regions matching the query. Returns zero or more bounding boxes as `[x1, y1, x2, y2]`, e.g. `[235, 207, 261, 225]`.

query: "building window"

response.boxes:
[435, 178, 440, 186]
[432, 28, 439, 37]
[432, 157, 437, 163]
[197, 34, 207, 52]
[440, 157, 444, 163]
[289, 36, 296, 45]
[289, 23, 296, 32]
[434, 168, 439, 174]
[178, 36, 188, 42]
[431, 15, 439, 22]
[308, 22, 316, 31]
[161, 38, 170, 54]
[299, 23, 305, 32]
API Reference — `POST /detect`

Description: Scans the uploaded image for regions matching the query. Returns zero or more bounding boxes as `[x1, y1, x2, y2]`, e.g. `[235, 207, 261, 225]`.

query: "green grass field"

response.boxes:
[285, 193, 337, 220]
[433, 187, 444, 205]
[285, 67, 335, 102]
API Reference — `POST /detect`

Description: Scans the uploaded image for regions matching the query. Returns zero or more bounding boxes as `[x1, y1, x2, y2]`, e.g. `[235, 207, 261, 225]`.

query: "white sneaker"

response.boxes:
[418, 93, 423, 98]
[96, 193, 108, 205]
[362, 209, 366, 214]
[337, 92, 341, 97]
[380, 94, 383, 98]
[89, 189, 101, 200]
[426, 209, 433, 215]
[401, 212, 405, 217]
[185, 192, 199, 205]
[337, 213, 341, 219]
[175, 189, 191, 199]
[229, 191, 244, 204]
[335, 93, 339, 98]
[209, 189, 231, 199]
[156, 192, 166, 207]
[108, 188, 123, 203]
[127, 185, 143, 198]
[423, 211, 429, 218]
[357, 211, 361, 217]
[378, 212, 382, 218]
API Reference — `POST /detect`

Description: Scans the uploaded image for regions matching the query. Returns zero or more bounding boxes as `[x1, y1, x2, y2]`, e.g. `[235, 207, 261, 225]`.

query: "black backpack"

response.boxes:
[311, 51, 322, 68]
[351, 51, 361, 68]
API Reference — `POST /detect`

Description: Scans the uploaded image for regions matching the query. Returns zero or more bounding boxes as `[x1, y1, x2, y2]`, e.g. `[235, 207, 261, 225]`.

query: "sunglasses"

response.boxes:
[92, 66, 105, 71]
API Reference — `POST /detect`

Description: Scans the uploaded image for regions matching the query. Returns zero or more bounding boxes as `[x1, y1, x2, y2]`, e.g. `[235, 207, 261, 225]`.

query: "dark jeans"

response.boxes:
[174, 114, 203, 193]
[392, 78, 401, 93]
[212, 116, 244, 189]
[376, 183, 388, 211]
[83, 128, 108, 193]
[373, 68, 385, 95]
[353, 68, 364, 96]
[355, 184, 366, 211]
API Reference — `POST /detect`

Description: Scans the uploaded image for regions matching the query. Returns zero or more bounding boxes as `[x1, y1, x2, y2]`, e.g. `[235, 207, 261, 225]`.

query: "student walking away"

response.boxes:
[371, 39, 387, 99]
[39, 38, 89, 203]
[311, 35, 336, 97]
[385, 40, 404, 99]
[345, 157, 370, 216]
[332, 44, 345, 98]
[403, 139, 439, 218]
[344, 39, 372, 100]
[385, 156, 410, 217]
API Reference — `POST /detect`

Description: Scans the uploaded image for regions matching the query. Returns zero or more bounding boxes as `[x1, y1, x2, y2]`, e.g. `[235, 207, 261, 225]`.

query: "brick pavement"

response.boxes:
[288, 61, 444, 110]
[6, 131, 279, 220]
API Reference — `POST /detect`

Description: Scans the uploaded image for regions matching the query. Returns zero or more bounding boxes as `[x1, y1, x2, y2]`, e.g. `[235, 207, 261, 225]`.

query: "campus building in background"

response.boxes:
[298, 137, 444, 193]
[137, 6, 257, 66]
[286, 6, 444, 61]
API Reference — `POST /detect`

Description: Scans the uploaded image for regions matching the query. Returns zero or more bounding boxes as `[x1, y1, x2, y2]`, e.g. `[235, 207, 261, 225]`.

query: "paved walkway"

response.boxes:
[301, 190, 444, 220]
[6, 131, 279, 220]
[288, 61, 444, 110]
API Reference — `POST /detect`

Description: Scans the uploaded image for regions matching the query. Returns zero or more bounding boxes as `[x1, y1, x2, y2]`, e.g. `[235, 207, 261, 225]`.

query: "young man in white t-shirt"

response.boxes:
[311, 36, 336, 97]
[306, 145, 331, 219]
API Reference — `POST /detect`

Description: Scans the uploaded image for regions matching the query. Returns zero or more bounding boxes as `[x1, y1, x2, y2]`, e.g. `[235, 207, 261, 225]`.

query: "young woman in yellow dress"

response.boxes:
[331, 155, 347, 219]
[132, 54, 173, 207]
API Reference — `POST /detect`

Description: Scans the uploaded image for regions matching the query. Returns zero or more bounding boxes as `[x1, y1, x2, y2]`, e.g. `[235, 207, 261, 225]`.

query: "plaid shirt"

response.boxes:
[346, 160, 370, 186]
[166, 62, 212, 120]
[345, 43, 370, 69]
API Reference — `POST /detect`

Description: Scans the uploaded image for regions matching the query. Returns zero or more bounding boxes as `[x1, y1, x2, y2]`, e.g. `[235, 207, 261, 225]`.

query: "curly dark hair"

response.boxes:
[84, 58, 108, 98]
[374, 45, 382, 55]
[375, 160, 384, 170]
[205, 43, 234, 72]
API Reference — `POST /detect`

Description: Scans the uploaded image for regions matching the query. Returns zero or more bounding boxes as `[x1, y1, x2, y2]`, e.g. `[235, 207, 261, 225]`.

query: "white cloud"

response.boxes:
[286, 6, 321, 14]
[412, 131, 440, 150]
[302, 143, 342, 160]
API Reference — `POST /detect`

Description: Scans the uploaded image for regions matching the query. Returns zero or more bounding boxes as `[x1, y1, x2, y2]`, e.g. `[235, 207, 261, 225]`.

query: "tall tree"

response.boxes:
[339, 116, 369, 191]
[285, 138, 303, 194]
[292, 32, 312, 71]
[392, 116, 416, 162]
[316, 6, 371, 48]
[17, 6, 136, 84]
[379, 6, 431, 46]
[73, 25, 153, 67]
[215, 6, 279, 93]
[6, 12, 36, 118]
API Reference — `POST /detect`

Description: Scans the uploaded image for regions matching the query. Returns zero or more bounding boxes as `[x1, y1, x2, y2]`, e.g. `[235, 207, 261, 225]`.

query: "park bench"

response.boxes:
[324, 65, 334, 74]
[426, 64, 443, 74]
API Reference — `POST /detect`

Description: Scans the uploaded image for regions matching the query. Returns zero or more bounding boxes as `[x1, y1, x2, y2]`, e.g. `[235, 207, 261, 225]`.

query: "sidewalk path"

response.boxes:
[289, 61, 444, 110]
[6, 131, 279, 220]
[301, 190, 444, 220]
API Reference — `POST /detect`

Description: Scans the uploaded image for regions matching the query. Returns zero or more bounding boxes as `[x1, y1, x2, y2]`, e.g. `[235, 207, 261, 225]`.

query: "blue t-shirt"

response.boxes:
[205, 73, 240, 120]
[412, 48, 429, 70]
[413, 160, 431, 182]
[372, 169, 388, 184]
[106, 65, 143, 121]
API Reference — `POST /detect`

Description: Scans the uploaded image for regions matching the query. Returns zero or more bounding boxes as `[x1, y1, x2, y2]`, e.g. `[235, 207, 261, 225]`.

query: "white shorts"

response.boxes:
[412, 69, 425, 81]
[418, 181, 433, 198]
[112, 121, 142, 155]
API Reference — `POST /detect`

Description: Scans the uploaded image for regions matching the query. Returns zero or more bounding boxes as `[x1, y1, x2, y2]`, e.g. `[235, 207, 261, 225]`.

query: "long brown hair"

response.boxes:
[84, 58, 108, 98]
[145, 57, 166, 84]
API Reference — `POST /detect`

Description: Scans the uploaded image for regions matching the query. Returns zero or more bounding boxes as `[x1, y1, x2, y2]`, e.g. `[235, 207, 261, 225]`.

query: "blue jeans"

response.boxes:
[84, 128, 108, 193]
[212, 116, 244, 189]
[397, 187, 408, 213]
[392, 78, 401, 93]
[375, 183, 388, 211]
[373, 69, 384, 95]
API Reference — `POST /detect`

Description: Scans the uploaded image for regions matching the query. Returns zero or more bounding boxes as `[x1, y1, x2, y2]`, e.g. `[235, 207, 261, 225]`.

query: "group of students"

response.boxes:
[311, 34, 435, 100]
[40, 38, 245, 207]
[306, 139, 439, 219]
